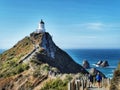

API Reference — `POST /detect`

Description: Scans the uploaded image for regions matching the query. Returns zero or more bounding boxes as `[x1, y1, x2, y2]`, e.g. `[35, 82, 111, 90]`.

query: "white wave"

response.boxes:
[105, 66, 116, 69]
[106, 74, 113, 79]
[112, 70, 115, 73]
[92, 63, 116, 69]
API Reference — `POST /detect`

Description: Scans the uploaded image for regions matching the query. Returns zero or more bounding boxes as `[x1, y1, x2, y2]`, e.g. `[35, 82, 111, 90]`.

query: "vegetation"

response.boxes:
[41, 74, 73, 90]
[117, 62, 120, 70]
[64, 74, 73, 82]
[0, 37, 33, 78]
[0, 60, 29, 78]
[0, 32, 86, 90]
[41, 78, 68, 90]
[31, 61, 50, 77]
[0, 37, 33, 62]
[110, 62, 120, 90]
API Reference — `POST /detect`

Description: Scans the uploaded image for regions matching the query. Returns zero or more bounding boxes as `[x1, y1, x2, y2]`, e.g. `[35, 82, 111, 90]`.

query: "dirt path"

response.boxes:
[88, 86, 109, 90]
[33, 76, 51, 90]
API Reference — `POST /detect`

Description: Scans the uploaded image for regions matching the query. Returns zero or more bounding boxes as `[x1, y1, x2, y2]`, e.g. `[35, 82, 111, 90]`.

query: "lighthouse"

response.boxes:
[36, 19, 46, 33]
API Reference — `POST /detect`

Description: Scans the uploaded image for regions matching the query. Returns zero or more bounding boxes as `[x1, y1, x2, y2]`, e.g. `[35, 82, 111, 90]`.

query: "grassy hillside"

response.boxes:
[110, 62, 120, 90]
[0, 32, 88, 89]
[0, 36, 33, 62]
[0, 36, 33, 78]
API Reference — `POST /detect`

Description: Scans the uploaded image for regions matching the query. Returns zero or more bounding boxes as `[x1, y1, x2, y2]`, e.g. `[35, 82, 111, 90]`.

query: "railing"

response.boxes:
[68, 76, 111, 90]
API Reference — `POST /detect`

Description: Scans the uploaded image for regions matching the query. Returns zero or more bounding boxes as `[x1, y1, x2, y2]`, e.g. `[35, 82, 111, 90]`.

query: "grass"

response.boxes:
[0, 58, 29, 78]
[0, 37, 33, 62]
[110, 62, 120, 90]
[41, 74, 73, 90]
[0, 37, 33, 78]
[31, 62, 50, 77]
[41, 78, 68, 90]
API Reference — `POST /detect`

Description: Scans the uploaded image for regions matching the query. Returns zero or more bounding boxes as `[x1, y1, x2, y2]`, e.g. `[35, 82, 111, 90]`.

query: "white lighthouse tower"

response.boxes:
[36, 19, 46, 33]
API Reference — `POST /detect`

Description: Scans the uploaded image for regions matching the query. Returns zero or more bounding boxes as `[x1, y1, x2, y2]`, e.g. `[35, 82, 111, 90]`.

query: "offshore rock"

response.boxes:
[101, 61, 109, 67]
[97, 60, 103, 65]
[82, 60, 90, 69]
[95, 60, 109, 67]
[89, 68, 106, 78]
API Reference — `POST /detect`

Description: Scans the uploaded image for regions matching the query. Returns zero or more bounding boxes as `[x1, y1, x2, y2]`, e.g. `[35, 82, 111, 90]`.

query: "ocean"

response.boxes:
[65, 49, 120, 78]
[0, 49, 5, 54]
[0, 49, 120, 78]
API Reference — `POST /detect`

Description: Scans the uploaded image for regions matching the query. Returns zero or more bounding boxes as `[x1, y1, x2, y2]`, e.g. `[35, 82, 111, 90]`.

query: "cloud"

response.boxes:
[79, 36, 97, 39]
[85, 23, 104, 30]
[72, 22, 120, 32]
[79, 22, 105, 31]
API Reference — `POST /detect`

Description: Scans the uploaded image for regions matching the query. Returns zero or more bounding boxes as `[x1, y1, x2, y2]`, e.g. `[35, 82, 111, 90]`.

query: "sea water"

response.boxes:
[65, 49, 120, 78]
[0, 49, 5, 54]
[1, 49, 120, 78]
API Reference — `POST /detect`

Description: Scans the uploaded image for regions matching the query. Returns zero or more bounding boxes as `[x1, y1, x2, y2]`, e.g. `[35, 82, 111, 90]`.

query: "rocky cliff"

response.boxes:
[29, 32, 88, 73]
[0, 32, 88, 90]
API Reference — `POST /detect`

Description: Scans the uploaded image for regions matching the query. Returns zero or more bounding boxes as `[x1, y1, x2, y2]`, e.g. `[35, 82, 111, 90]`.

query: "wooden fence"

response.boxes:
[68, 76, 111, 90]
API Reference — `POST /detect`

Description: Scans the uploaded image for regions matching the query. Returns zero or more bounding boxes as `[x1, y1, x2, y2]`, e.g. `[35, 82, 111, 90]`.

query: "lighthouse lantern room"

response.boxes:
[36, 19, 45, 33]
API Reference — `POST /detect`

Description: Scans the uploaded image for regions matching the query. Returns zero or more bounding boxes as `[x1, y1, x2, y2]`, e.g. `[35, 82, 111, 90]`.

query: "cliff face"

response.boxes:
[0, 32, 88, 89]
[29, 32, 88, 74]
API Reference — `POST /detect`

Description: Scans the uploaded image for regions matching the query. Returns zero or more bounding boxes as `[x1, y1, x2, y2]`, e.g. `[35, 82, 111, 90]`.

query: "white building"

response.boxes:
[36, 19, 46, 33]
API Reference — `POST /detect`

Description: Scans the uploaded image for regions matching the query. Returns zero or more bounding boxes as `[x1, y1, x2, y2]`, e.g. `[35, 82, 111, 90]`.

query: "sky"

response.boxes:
[0, 0, 120, 49]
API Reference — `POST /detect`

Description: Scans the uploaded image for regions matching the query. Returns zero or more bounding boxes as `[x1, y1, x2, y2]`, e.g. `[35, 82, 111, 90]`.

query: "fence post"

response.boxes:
[87, 79, 90, 88]
[78, 80, 81, 90]
[81, 79, 84, 90]
[71, 79, 75, 90]
[102, 77, 104, 87]
[107, 78, 111, 86]
[68, 82, 71, 90]
[84, 79, 87, 89]
[93, 76, 96, 86]
[75, 80, 79, 90]
[71, 81, 74, 90]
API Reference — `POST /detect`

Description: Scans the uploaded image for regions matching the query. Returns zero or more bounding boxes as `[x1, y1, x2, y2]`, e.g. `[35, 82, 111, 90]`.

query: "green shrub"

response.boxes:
[15, 63, 29, 74]
[114, 70, 120, 77]
[117, 62, 120, 70]
[0, 63, 29, 78]
[33, 69, 42, 78]
[41, 64, 50, 72]
[110, 62, 120, 90]
[64, 74, 73, 82]
[41, 78, 68, 90]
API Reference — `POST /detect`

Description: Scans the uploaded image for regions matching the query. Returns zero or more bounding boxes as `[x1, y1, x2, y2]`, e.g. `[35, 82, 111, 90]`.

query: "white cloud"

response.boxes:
[78, 36, 97, 39]
[78, 22, 105, 31]
[79, 22, 120, 31]
[86, 23, 104, 30]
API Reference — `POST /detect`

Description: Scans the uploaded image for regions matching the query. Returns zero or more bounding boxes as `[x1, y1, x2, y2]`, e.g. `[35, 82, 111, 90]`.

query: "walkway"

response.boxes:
[88, 86, 106, 90]
[68, 76, 111, 90]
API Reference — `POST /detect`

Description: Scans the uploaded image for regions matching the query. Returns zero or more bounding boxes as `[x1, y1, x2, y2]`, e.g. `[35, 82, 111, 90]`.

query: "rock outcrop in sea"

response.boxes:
[89, 68, 106, 78]
[96, 60, 109, 67]
[82, 60, 90, 69]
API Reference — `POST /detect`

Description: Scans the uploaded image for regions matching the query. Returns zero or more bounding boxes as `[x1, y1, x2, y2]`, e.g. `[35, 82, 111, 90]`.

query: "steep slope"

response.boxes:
[0, 32, 88, 89]
[29, 32, 88, 74]
[110, 63, 120, 90]
[0, 36, 34, 62]
[0, 37, 33, 78]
